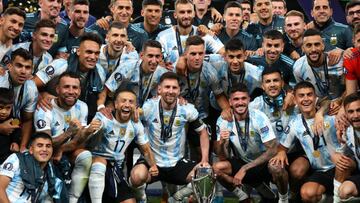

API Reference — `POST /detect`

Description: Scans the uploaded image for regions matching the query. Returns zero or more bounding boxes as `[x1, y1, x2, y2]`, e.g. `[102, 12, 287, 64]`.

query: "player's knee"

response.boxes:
[130, 164, 148, 186]
[339, 181, 357, 200]
[212, 162, 223, 174]
[289, 162, 308, 180]
[300, 184, 319, 202]
[268, 163, 286, 177]
[75, 150, 92, 171]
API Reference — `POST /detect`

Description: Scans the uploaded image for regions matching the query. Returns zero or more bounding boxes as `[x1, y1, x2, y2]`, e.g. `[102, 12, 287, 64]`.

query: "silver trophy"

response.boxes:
[191, 166, 216, 203]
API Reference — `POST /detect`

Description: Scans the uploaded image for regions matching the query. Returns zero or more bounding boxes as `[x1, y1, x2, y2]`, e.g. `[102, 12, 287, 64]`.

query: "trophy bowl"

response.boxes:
[191, 166, 216, 203]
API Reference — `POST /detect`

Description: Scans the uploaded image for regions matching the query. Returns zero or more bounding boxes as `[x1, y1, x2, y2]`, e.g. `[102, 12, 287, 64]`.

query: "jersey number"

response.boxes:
[114, 140, 125, 153]
[275, 120, 283, 132]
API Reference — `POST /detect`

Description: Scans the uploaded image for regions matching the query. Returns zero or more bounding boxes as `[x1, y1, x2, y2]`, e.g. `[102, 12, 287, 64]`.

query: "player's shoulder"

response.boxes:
[74, 99, 88, 109]
[157, 26, 174, 37]
[332, 21, 350, 29]
[240, 29, 254, 38]
[293, 55, 307, 69]
[129, 23, 147, 34]
[24, 79, 38, 91]
[249, 95, 264, 108]
[279, 54, 295, 66]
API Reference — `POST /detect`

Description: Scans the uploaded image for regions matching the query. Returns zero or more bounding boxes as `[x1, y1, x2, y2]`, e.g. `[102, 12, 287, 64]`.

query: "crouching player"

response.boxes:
[85, 85, 157, 203]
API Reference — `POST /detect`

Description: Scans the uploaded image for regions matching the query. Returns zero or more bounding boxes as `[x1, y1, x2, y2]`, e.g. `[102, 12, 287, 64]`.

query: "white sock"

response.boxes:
[232, 186, 248, 201]
[333, 179, 341, 203]
[319, 194, 332, 203]
[215, 182, 223, 197]
[129, 178, 147, 201]
[88, 162, 106, 203]
[69, 151, 92, 203]
[278, 192, 288, 203]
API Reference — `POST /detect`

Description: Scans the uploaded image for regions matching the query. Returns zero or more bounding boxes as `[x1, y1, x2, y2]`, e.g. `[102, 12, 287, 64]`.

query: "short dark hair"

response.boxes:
[34, 19, 56, 33]
[159, 72, 180, 84]
[285, 10, 305, 21]
[346, 0, 360, 14]
[0, 88, 14, 105]
[312, 0, 332, 9]
[272, 0, 287, 8]
[261, 67, 283, 80]
[2, 7, 26, 20]
[109, 21, 127, 31]
[230, 83, 249, 95]
[72, 0, 90, 7]
[224, 1, 242, 13]
[175, 0, 194, 8]
[142, 0, 163, 8]
[225, 38, 245, 51]
[303, 28, 322, 38]
[185, 35, 205, 48]
[263, 29, 284, 41]
[343, 92, 360, 108]
[80, 32, 103, 47]
[240, 0, 252, 6]
[57, 72, 81, 86]
[29, 132, 53, 146]
[294, 81, 315, 94]
[113, 81, 137, 102]
[142, 40, 162, 52]
[11, 48, 33, 62]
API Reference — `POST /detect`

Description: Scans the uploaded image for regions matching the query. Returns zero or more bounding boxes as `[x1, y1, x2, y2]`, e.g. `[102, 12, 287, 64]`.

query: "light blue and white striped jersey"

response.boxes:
[90, 112, 148, 164]
[105, 59, 168, 105]
[98, 44, 139, 75]
[179, 61, 223, 119]
[0, 153, 57, 203]
[216, 108, 276, 163]
[4, 42, 53, 74]
[281, 114, 342, 172]
[36, 58, 107, 87]
[142, 97, 206, 167]
[0, 71, 38, 119]
[293, 55, 345, 99]
[34, 99, 88, 138]
[249, 95, 299, 139]
[156, 25, 224, 64]
[344, 127, 360, 171]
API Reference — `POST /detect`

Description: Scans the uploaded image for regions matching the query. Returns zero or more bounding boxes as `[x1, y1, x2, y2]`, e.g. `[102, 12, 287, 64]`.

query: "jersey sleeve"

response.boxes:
[35, 59, 67, 85]
[79, 102, 89, 127]
[34, 107, 53, 133]
[0, 153, 20, 178]
[23, 81, 39, 113]
[186, 104, 206, 132]
[105, 61, 134, 92]
[344, 55, 357, 80]
[280, 121, 296, 149]
[141, 99, 155, 122]
[203, 34, 224, 54]
[255, 111, 276, 143]
[206, 64, 223, 96]
[134, 122, 148, 145]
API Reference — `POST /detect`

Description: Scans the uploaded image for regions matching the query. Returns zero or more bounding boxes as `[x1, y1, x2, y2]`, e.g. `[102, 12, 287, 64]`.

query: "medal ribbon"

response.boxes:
[301, 115, 327, 151]
[175, 26, 194, 56]
[159, 100, 177, 142]
[234, 115, 250, 152]
[185, 72, 201, 103]
[139, 63, 154, 106]
[105, 45, 121, 73]
[310, 54, 329, 97]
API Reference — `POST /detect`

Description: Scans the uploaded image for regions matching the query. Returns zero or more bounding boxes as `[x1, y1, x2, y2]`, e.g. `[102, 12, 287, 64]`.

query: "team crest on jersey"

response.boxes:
[129, 131, 134, 138]
[250, 131, 255, 137]
[64, 115, 71, 123]
[36, 119, 46, 129]
[114, 73, 123, 82]
[45, 66, 55, 75]
[175, 119, 181, 126]
[2, 162, 13, 171]
[120, 127, 126, 136]
[172, 46, 178, 51]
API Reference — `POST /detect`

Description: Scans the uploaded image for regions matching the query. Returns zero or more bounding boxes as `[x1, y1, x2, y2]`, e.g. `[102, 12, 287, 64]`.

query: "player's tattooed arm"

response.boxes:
[139, 143, 159, 176]
[242, 139, 278, 171]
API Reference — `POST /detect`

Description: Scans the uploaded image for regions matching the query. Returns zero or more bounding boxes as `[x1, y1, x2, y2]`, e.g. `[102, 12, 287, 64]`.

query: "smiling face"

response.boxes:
[262, 37, 284, 63]
[106, 27, 128, 52]
[302, 35, 325, 65]
[115, 91, 136, 123]
[346, 100, 360, 130]
[39, 0, 62, 19]
[56, 76, 81, 108]
[0, 14, 25, 40]
[254, 0, 272, 21]
[311, 0, 332, 25]
[185, 44, 205, 71]
[284, 15, 305, 41]
[110, 0, 133, 24]
[224, 7, 242, 30]
[240, 3, 251, 21]
[225, 49, 245, 73]
[174, 2, 195, 28]
[29, 137, 53, 165]
[77, 40, 100, 70]
[272, 1, 286, 16]
[158, 78, 180, 106]
[141, 46, 162, 73]
[230, 91, 250, 117]
[33, 27, 55, 51]
[70, 4, 90, 29]
[262, 72, 284, 98]
[142, 4, 162, 27]
[295, 87, 317, 115]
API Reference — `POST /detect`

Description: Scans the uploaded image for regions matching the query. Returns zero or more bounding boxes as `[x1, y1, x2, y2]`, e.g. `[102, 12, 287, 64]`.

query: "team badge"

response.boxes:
[190, 79, 196, 87]
[36, 119, 46, 129]
[250, 131, 255, 137]
[330, 35, 337, 46]
[2, 162, 13, 171]
[64, 115, 71, 123]
[175, 119, 181, 126]
[114, 73, 123, 82]
[260, 126, 269, 133]
[120, 127, 126, 136]
[45, 66, 55, 75]
[129, 131, 134, 138]
[10, 119, 20, 126]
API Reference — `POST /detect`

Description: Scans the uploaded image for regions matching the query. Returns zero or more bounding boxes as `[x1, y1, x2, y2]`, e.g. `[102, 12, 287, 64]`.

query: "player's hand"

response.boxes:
[306, 21, 315, 29]
[164, 61, 174, 71]
[53, 149, 63, 163]
[245, 50, 256, 58]
[99, 106, 113, 119]
[312, 111, 324, 136]
[210, 7, 222, 23]
[255, 48, 264, 56]
[178, 97, 188, 106]
[197, 25, 212, 36]
[334, 154, 353, 172]
[96, 16, 112, 30]
[55, 52, 70, 60]
[233, 167, 246, 186]
[10, 142, 19, 152]
[269, 150, 288, 169]
[124, 41, 135, 52]
[132, 107, 143, 122]
[220, 130, 230, 141]
[86, 119, 102, 135]
[149, 165, 159, 177]
[0, 66, 6, 76]
[0, 119, 20, 136]
[282, 92, 295, 111]
[210, 23, 223, 36]
[329, 99, 342, 116]
[328, 49, 343, 66]
[37, 92, 56, 111]
[221, 108, 233, 122]
[176, 56, 188, 76]
[343, 47, 354, 59]
[67, 119, 82, 138]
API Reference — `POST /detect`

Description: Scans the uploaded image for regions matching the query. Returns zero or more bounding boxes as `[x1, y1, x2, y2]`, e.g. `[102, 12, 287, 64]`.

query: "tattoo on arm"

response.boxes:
[243, 139, 278, 171]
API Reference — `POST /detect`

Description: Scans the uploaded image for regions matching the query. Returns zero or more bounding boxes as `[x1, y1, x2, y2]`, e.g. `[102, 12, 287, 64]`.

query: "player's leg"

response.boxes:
[129, 160, 153, 202]
[300, 169, 335, 203]
[334, 158, 356, 203]
[339, 175, 360, 201]
[288, 156, 310, 197]
[69, 149, 92, 203]
[268, 162, 289, 203]
[88, 156, 107, 203]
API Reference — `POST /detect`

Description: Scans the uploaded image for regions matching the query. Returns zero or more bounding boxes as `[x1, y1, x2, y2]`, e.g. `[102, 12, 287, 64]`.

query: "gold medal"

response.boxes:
[129, 131, 134, 138]
[313, 150, 321, 158]
[164, 116, 170, 125]
[120, 128, 126, 136]
[325, 122, 330, 129]
[11, 119, 20, 126]
[64, 115, 71, 123]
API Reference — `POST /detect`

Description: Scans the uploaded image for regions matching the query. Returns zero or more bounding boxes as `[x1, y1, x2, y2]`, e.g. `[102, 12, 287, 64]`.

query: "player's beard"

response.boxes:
[178, 18, 193, 29]
[233, 104, 248, 118]
[116, 109, 132, 123]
